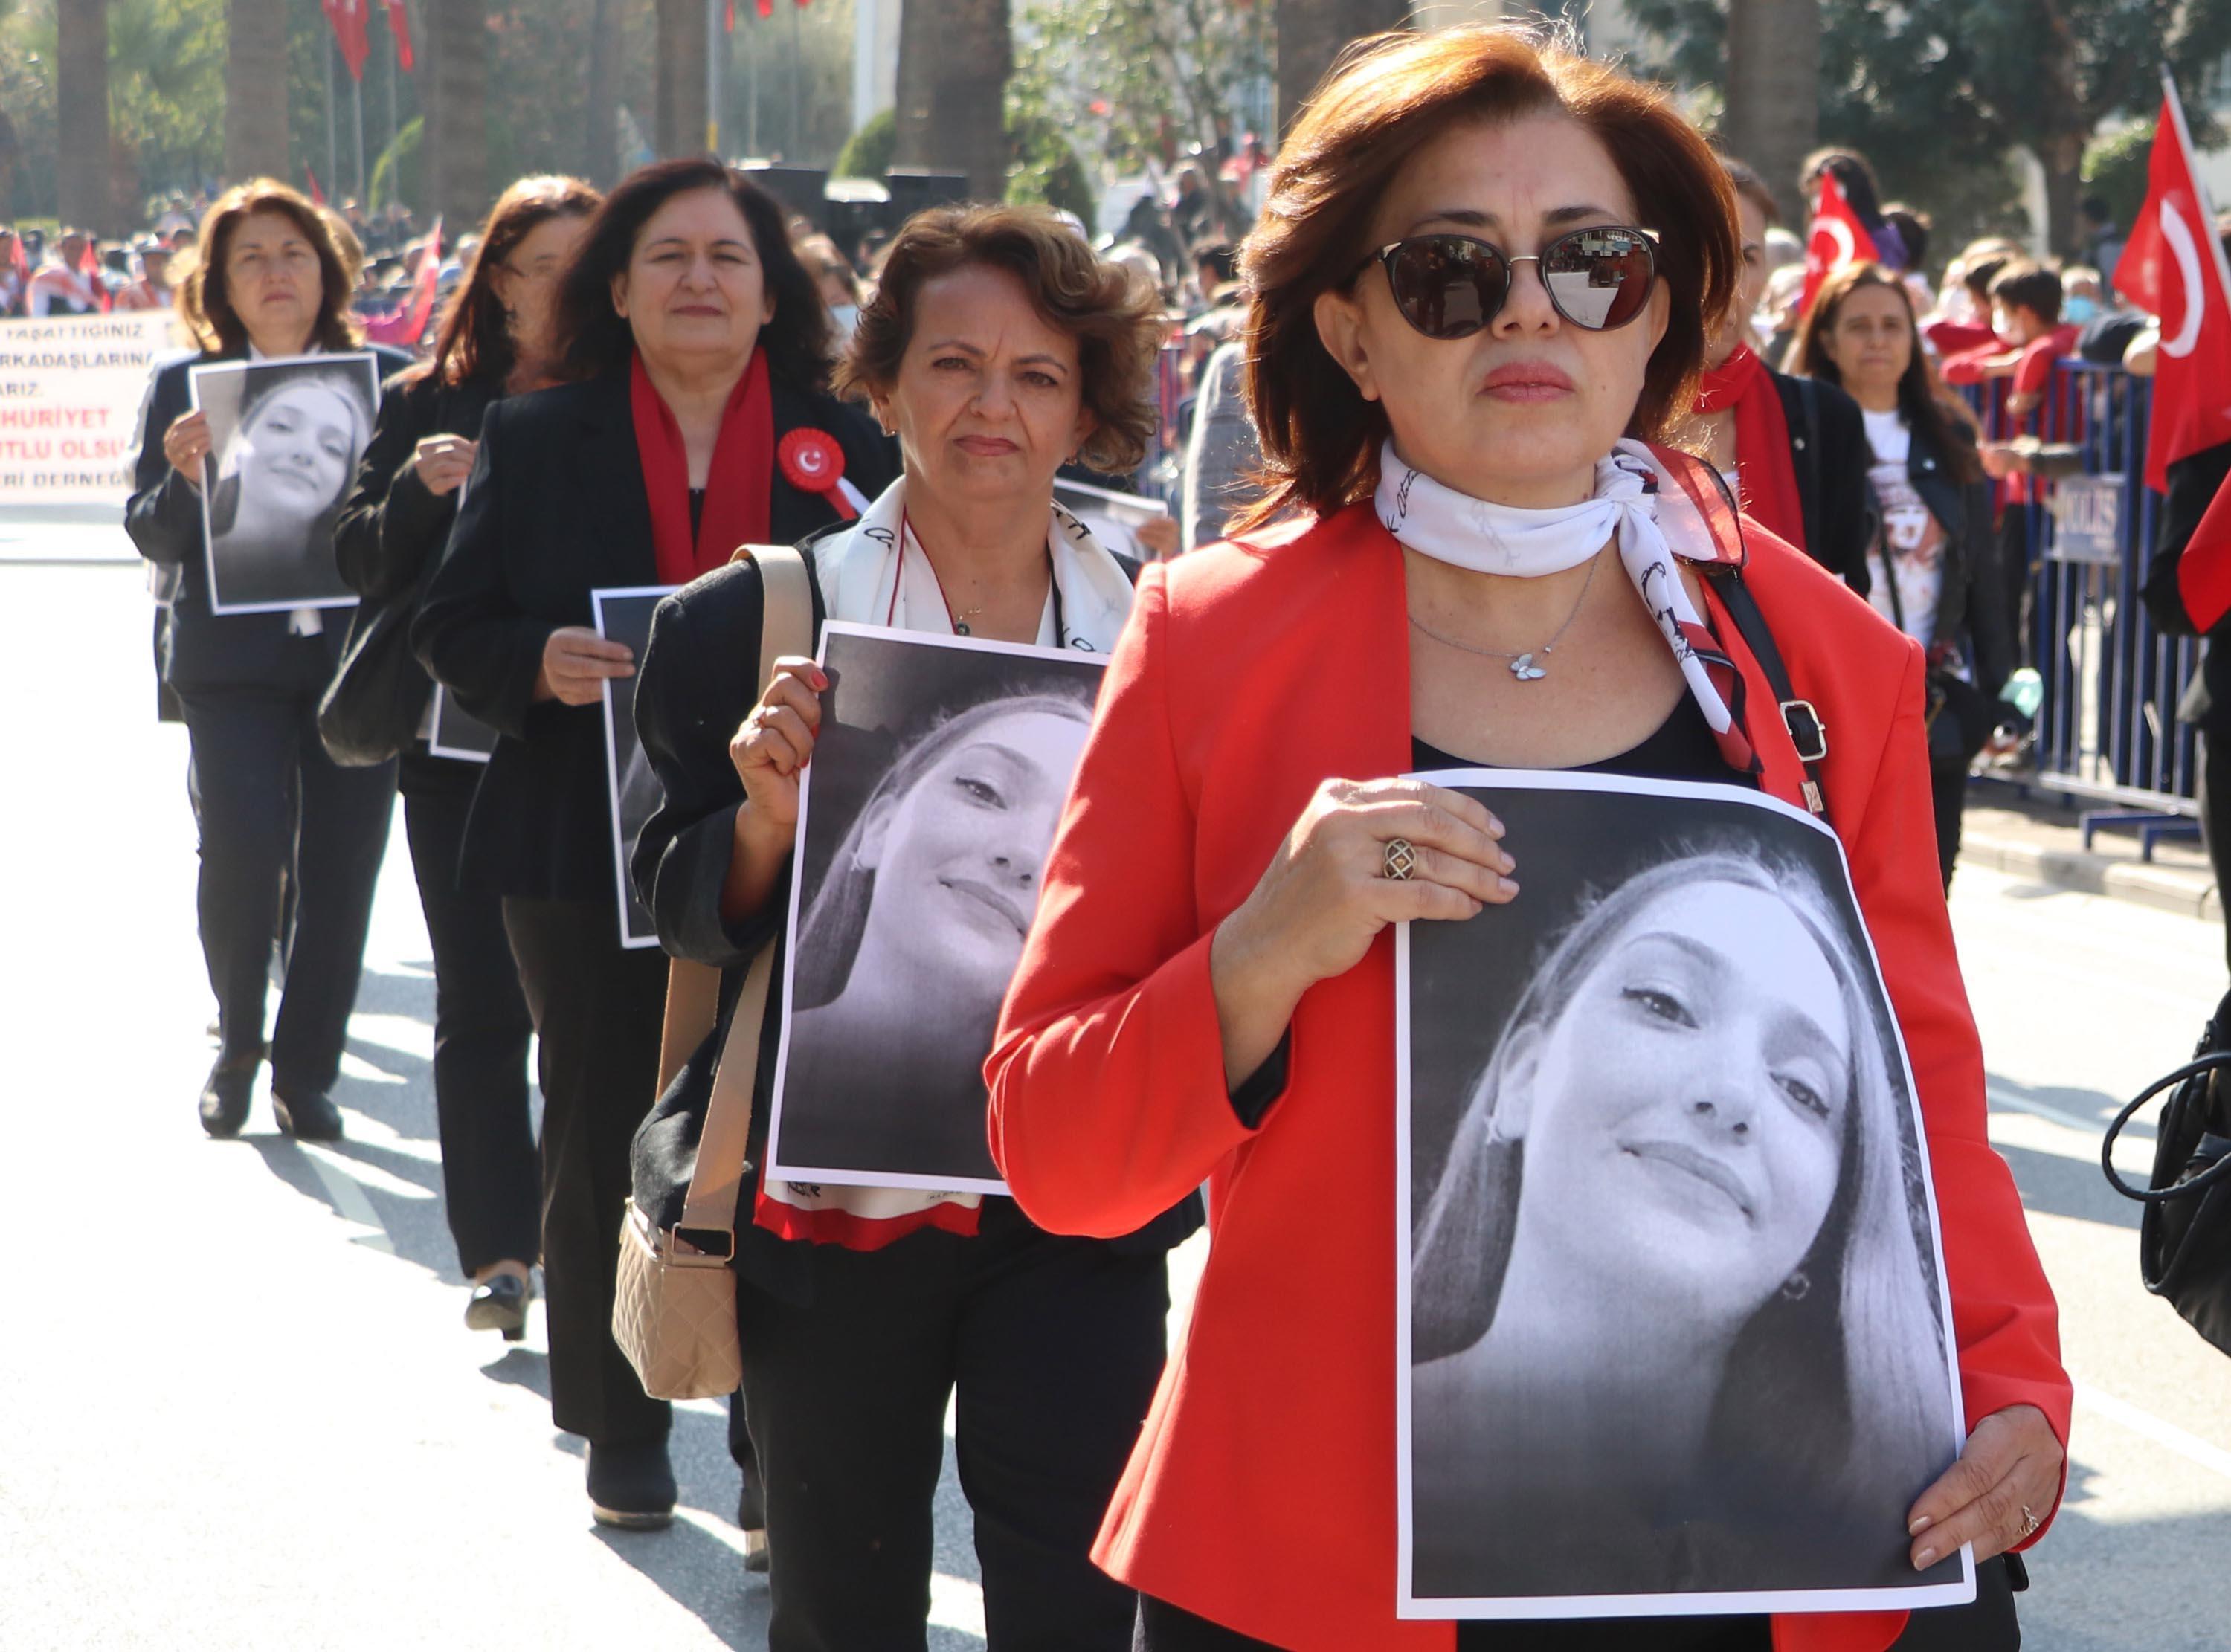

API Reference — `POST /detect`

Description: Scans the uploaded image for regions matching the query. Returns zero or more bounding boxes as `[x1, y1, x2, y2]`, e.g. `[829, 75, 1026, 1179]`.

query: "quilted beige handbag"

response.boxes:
[613, 542, 811, 1402]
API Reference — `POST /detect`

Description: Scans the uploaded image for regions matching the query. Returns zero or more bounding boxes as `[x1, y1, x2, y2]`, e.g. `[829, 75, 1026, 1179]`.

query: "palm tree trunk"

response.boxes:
[425, 0, 489, 230]
[225, 0, 290, 184]
[892, 0, 1008, 203]
[59, 0, 112, 233]
[1275, 0, 1409, 138]
[1722, 0, 1819, 225]
[585, 0, 619, 183]
[654, 0, 709, 159]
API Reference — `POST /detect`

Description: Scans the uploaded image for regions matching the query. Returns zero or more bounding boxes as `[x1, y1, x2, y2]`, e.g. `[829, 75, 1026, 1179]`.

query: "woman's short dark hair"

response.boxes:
[1789, 262, 1982, 486]
[1800, 148, 1887, 229]
[1234, 25, 1740, 532]
[546, 158, 834, 390]
[1721, 158, 1781, 228]
[176, 179, 364, 356]
[411, 174, 603, 390]
[1881, 205, 1930, 273]
[837, 204, 1163, 475]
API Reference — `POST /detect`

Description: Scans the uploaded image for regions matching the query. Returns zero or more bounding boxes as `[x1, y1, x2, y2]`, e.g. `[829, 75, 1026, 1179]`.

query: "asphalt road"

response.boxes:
[1, 533, 2226, 1650]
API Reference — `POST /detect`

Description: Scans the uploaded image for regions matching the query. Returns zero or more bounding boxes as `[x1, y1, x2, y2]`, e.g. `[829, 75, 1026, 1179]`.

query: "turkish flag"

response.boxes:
[384, 0, 414, 73]
[76, 236, 111, 314]
[364, 217, 443, 348]
[304, 162, 326, 206]
[323, 0, 370, 82]
[2115, 76, 2231, 500]
[1800, 170, 1879, 317]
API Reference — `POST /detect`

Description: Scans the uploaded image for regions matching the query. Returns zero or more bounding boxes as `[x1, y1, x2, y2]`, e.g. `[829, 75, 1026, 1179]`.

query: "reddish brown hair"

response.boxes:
[176, 179, 364, 356]
[410, 174, 603, 389]
[837, 204, 1164, 474]
[1235, 25, 1739, 530]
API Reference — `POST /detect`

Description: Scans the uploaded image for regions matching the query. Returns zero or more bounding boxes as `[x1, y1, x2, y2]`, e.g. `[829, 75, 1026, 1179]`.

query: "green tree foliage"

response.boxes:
[2082, 118, 2154, 232]
[834, 107, 895, 181]
[1009, 0, 1272, 177]
[1624, 0, 2231, 259]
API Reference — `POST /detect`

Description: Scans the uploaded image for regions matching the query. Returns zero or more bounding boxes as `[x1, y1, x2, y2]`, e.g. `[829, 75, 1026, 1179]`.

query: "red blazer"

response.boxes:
[988, 494, 2071, 1652]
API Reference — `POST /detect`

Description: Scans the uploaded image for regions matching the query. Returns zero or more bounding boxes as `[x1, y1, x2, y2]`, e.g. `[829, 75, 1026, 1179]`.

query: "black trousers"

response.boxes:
[399, 752, 538, 1279]
[736, 1200, 1169, 1652]
[2201, 732, 2231, 977]
[176, 648, 396, 1099]
[1930, 753, 1969, 890]
[501, 895, 670, 1448]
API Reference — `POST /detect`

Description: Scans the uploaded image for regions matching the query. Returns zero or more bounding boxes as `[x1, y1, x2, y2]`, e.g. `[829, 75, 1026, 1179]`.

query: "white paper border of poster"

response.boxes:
[762, 620, 1108, 1198]
[1391, 768, 1974, 1621]
[187, 352, 382, 616]
[591, 584, 679, 950]
[425, 685, 496, 764]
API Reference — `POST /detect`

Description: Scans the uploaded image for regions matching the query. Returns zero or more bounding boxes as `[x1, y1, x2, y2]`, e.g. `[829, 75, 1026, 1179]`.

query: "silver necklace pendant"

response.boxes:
[954, 622, 971, 636]
[1509, 653, 1548, 682]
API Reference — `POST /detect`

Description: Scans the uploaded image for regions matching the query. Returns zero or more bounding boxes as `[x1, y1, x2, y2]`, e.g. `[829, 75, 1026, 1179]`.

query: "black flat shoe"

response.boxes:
[464, 1272, 532, 1341]
[737, 1480, 769, 1573]
[587, 1440, 676, 1531]
[198, 1056, 258, 1138]
[272, 1091, 344, 1142]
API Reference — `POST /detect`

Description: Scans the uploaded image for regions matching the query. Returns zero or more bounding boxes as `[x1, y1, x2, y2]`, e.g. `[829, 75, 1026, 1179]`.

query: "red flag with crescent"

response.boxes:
[2114, 75, 2231, 498]
[1799, 170, 1879, 317]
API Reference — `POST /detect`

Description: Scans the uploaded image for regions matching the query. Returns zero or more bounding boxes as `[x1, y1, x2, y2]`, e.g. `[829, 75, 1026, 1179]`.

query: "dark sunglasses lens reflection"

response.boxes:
[1540, 229, 1655, 329]
[1387, 238, 1509, 340]
[1384, 229, 1654, 338]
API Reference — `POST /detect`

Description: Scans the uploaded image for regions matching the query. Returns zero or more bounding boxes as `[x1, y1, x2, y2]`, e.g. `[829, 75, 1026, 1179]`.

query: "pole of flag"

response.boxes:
[707, 0, 722, 158]
[789, 0, 803, 161]
[324, 31, 339, 200]
[354, 72, 368, 204]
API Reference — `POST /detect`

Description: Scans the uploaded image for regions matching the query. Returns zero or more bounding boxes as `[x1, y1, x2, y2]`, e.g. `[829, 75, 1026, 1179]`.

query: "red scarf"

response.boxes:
[630, 347, 775, 586]
[1692, 344, 1806, 552]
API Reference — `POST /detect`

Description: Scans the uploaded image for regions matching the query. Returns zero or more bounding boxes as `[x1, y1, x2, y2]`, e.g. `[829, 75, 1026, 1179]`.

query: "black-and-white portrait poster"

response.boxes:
[189, 353, 380, 615]
[592, 585, 677, 949]
[1395, 771, 1971, 1621]
[764, 622, 1108, 1195]
[426, 685, 498, 764]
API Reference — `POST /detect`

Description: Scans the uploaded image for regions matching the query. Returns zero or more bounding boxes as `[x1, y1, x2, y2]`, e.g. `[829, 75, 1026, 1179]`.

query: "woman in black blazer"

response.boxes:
[1791, 261, 2018, 884]
[413, 160, 893, 1533]
[126, 179, 411, 1143]
[334, 175, 602, 1340]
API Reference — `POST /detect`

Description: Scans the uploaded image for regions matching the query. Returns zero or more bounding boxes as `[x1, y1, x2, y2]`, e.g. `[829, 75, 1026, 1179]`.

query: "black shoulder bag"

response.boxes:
[2102, 987, 2231, 1358]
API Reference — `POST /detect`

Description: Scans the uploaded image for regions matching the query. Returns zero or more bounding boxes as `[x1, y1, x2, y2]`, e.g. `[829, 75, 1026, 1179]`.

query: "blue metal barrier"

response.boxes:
[1969, 361, 2202, 814]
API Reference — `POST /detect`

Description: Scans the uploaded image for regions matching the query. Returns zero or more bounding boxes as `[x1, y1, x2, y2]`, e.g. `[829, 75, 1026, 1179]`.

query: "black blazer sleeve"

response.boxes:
[335, 373, 463, 602]
[123, 358, 208, 567]
[1813, 380, 1876, 598]
[411, 399, 558, 740]
[631, 558, 824, 970]
[1958, 472, 2016, 697]
[2142, 441, 2231, 638]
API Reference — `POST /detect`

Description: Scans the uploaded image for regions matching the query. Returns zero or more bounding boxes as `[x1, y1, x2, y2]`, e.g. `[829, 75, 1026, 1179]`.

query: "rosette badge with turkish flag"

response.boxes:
[2116, 71, 2231, 630]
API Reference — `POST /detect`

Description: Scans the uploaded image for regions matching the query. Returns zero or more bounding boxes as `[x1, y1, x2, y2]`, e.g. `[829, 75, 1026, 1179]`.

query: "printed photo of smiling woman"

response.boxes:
[196, 355, 379, 613]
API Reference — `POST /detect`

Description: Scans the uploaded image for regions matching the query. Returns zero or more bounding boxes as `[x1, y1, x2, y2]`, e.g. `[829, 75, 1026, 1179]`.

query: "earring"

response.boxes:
[1780, 1270, 1811, 1303]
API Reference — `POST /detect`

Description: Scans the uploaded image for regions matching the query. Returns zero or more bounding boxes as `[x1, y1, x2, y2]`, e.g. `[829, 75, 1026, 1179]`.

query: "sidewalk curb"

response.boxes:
[1960, 827, 2223, 924]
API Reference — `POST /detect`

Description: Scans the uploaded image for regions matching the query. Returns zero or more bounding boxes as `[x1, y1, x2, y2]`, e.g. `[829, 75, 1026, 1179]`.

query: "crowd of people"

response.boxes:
[122, 16, 2231, 1648]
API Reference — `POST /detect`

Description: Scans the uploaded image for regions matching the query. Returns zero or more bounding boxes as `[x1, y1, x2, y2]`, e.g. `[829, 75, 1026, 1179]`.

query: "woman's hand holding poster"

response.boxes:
[1397, 771, 1971, 1619]
[764, 623, 1107, 1195]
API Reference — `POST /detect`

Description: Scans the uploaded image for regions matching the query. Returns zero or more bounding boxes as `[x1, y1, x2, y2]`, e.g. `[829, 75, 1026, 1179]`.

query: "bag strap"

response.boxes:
[654, 542, 814, 1253]
[2103, 1052, 2231, 1204]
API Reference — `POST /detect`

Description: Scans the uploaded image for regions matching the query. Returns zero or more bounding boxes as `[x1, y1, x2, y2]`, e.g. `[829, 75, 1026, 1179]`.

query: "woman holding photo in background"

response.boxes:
[334, 175, 602, 1340]
[126, 180, 409, 1143]
[628, 204, 1191, 1648]
[413, 159, 889, 1536]
[988, 27, 2067, 1651]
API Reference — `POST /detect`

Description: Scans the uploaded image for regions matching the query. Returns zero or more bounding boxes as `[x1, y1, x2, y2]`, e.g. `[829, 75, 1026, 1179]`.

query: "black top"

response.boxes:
[1411, 688, 1745, 784]
[126, 342, 414, 694]
[2141, 439, 2231, 736]
[627, 548, 1201, 1306]
[411, 367, 897, 903]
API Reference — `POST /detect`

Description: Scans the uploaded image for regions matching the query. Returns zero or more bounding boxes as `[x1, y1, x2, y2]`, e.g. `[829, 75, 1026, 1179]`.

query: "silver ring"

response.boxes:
[1383, 838, 1417, 881]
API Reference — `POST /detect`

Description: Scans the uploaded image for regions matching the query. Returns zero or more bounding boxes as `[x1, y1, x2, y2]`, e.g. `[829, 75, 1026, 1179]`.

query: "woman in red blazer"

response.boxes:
[988, 26, 2067, 1652]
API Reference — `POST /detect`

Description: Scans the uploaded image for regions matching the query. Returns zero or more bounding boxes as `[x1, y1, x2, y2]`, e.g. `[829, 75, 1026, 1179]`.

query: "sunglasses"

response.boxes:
[1357, 225, 1660, 338]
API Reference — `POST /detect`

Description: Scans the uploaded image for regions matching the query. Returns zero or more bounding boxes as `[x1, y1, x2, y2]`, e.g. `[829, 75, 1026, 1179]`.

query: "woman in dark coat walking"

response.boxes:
[333, 175, 602, 1338]
[126, 179, 410, 1142]
[413, 160, 894, 1534]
